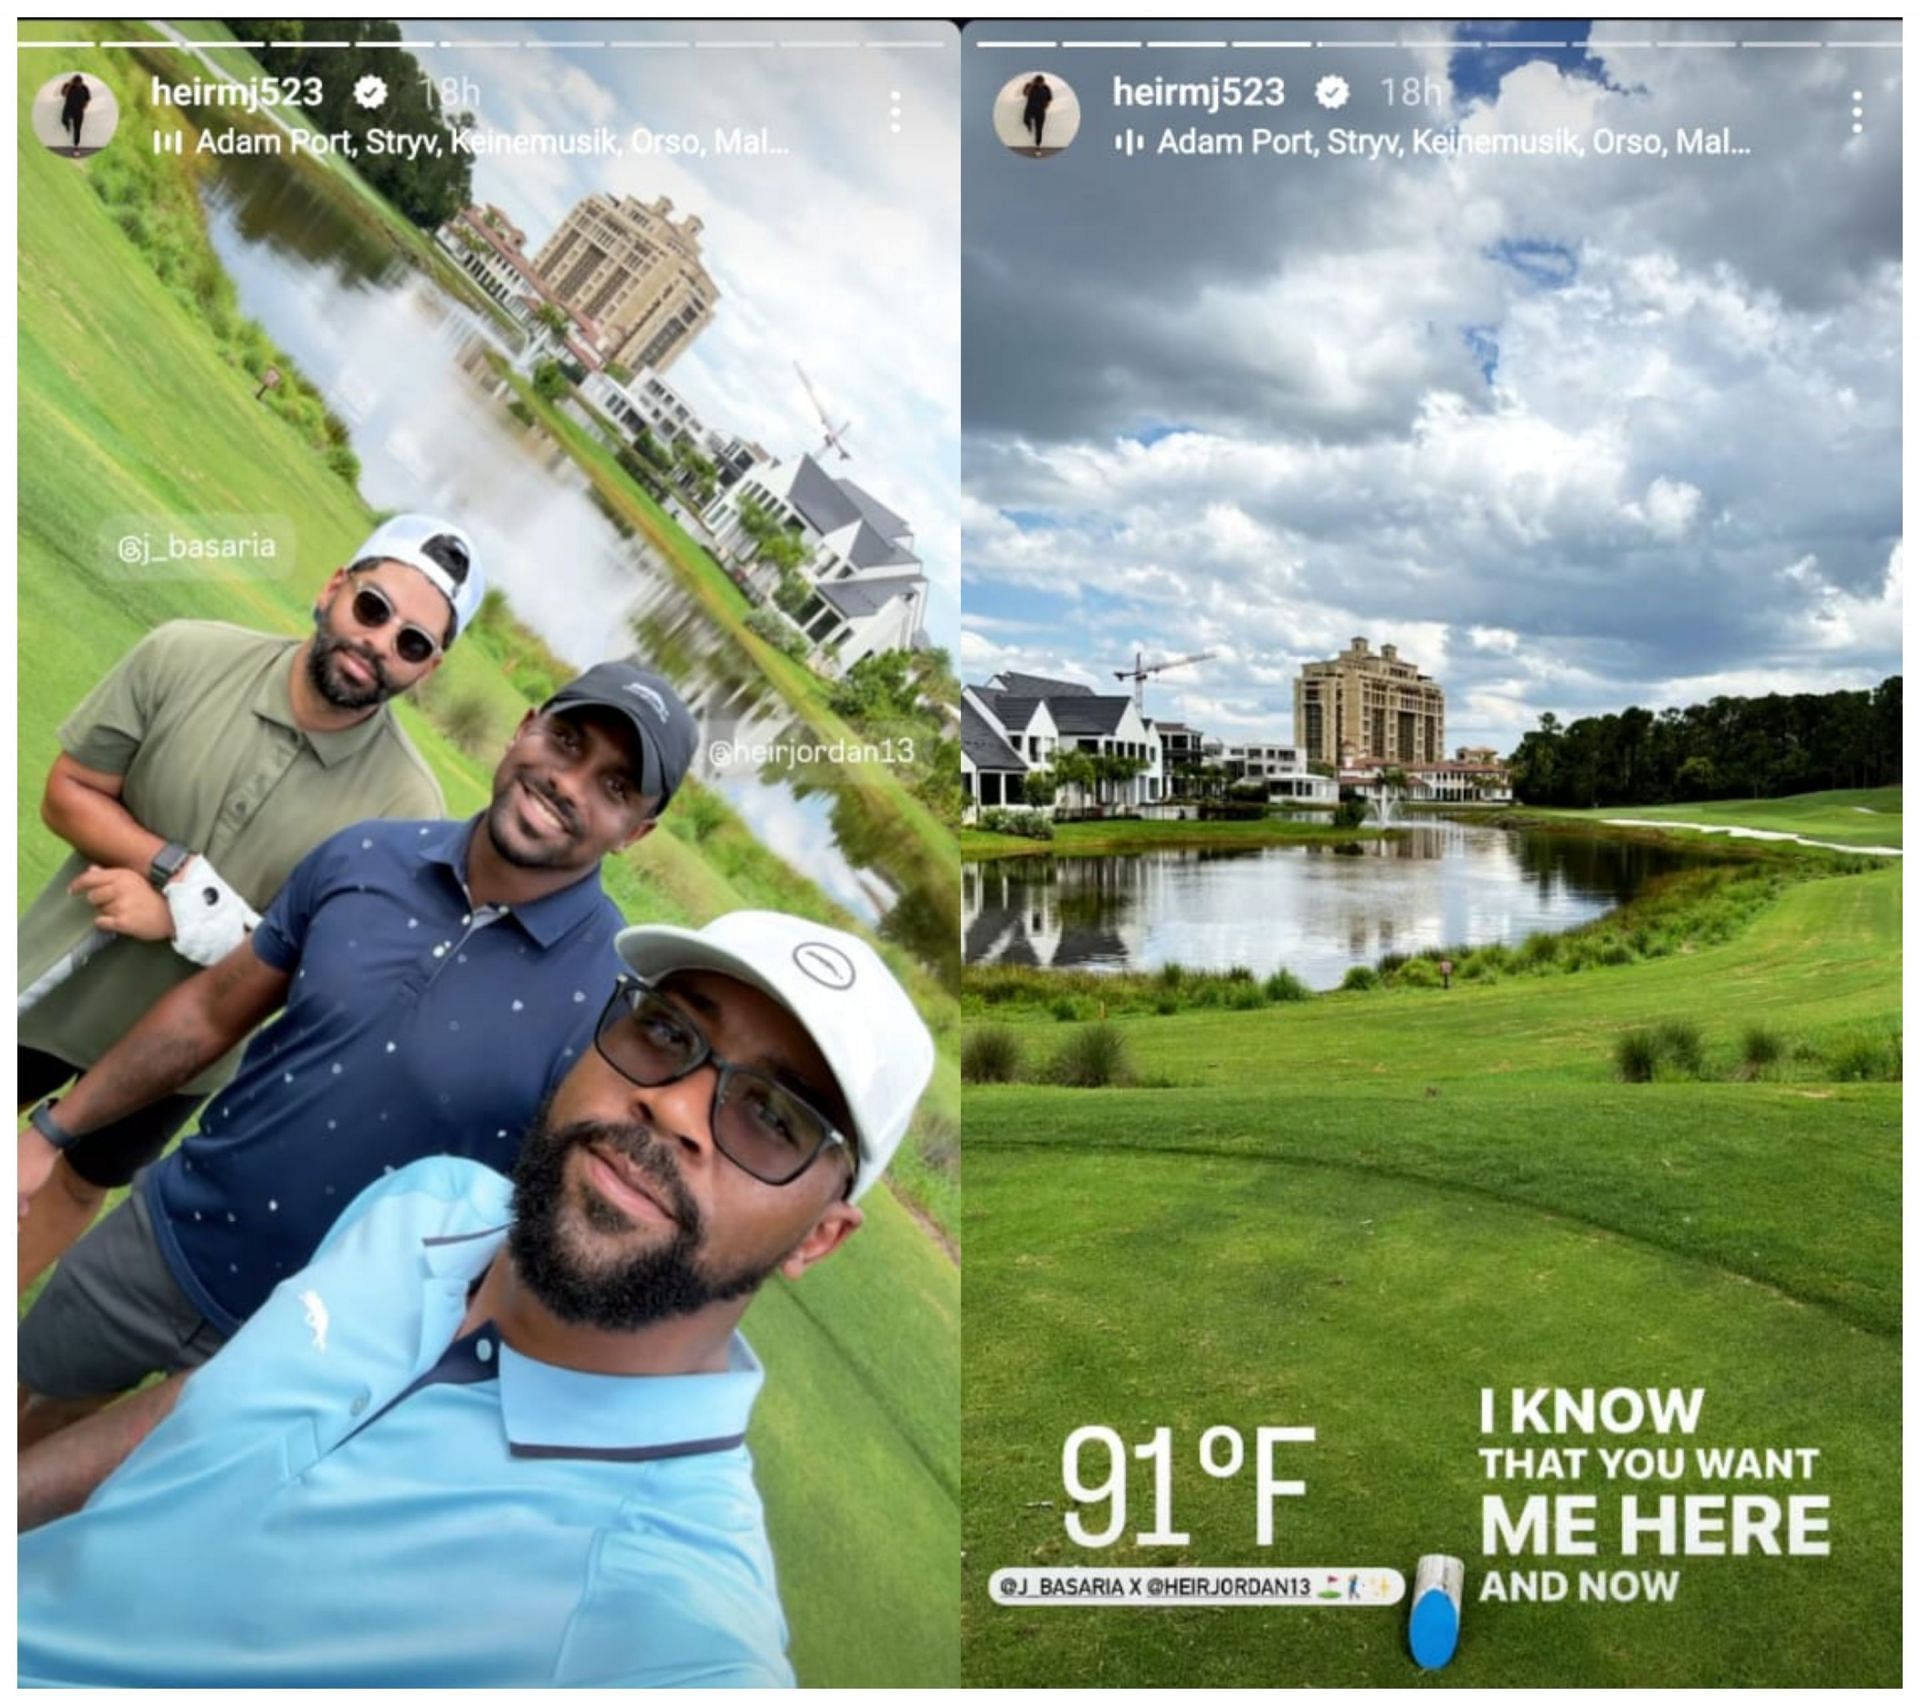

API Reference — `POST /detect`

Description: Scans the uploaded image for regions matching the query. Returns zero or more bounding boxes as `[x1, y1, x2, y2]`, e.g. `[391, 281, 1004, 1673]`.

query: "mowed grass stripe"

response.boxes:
[966, 1083, 1899, 1334]
[962, 1148, 1899, 1687]
[1539, 786, 1904, 850]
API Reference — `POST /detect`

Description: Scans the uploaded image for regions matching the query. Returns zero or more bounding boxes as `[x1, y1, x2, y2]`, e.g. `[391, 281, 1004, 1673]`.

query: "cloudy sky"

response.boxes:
[404, 20, 960, 648]
[961, 19, 1902, 752]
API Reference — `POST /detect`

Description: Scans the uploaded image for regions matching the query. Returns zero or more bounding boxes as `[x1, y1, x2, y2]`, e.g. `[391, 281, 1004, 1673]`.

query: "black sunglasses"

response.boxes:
[592, 976, 854, 1189]
[347, 576, 442, 666]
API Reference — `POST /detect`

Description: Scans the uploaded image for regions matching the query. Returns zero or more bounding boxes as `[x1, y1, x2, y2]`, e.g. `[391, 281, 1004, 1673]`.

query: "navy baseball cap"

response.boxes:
[543, 662, 699, 810]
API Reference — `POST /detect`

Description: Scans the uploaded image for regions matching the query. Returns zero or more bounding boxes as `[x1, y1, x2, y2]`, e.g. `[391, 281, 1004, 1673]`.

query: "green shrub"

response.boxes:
[1227, 981, 1266, 1010]
[978, 807, 1053, 841]
[1520, 932, 1562, 967]
[961, 1025, 1024, 1084]
[1047, 1023, 1136, 1088]
[913, 1110, 960, 1178]
[1395, 957, 1441, 989]
[1341, 965, 1380, 992]
[1826, 1030, 1902, 1083]
[1155, 962, 1187, 989]
[1615, 1029, 1659, 1082]
[1153, 994, 1180, 1016]
[1050, 996, 1084, 1023]
[1741, 1025, 1784, 1071]
[435, 690, 498, 757]
[1262, 968, 1311, 1003]
[1377, 951, 1409, 975]
[667, 787, 730, 843]
[743, 608, 810, 659]
[1223, 964, 1256, 983]
[1653, 1020, 1706, 1078]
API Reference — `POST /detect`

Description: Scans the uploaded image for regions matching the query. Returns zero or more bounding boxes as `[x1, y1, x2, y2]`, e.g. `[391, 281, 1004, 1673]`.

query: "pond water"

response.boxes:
[963, 818, 1709, 987]
[197, 152, 955, 982]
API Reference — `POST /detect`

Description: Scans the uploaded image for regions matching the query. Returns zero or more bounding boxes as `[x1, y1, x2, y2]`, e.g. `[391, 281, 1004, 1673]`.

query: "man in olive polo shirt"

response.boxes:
[17, 514, 484, 1292]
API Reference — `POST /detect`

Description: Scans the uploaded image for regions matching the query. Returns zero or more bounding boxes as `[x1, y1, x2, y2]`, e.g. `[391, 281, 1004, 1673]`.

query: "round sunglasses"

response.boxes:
[592, 977, 854, 1189]
[346, 575, 442, 666]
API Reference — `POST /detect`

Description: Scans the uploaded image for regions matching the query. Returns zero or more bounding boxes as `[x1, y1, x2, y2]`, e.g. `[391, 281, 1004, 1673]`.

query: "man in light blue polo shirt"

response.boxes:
[18, 911, 936, 1688]
[18, 662, 700, 1446]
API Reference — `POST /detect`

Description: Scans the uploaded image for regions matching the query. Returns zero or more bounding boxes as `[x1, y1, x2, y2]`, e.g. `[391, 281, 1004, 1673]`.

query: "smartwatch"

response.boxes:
[28, 1098, 81, 1153]
[148, 841, 192, 892]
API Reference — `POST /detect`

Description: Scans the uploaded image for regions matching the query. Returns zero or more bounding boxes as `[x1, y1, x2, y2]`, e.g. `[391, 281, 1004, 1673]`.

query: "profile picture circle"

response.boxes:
[32, 71, 119, 160]
[993, 70, 1080, 159]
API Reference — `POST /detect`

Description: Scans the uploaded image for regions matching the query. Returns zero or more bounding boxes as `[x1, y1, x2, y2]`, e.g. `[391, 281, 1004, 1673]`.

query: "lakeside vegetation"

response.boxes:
[960, 812, 1394, 861]
[965, 829, 1882, 1018]
[19, 28, 955, 1684]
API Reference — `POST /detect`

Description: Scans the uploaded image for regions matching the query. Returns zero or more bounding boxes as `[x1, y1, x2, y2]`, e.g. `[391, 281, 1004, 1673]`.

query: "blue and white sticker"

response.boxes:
[1408, 1554, 1465, 1669]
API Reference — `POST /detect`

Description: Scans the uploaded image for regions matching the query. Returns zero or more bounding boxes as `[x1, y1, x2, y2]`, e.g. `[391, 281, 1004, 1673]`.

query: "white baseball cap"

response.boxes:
[349, 513, 486, 640]
[612, 911, 934, 1201]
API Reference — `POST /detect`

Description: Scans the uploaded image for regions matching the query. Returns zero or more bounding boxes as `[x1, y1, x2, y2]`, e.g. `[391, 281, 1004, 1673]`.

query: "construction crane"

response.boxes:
[793, 362, 853, 462]
[1113, 648, 1217, 709]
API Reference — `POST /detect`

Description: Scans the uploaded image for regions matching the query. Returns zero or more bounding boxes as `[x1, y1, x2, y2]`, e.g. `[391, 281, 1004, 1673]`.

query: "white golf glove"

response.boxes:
[166, 854, 261, 966]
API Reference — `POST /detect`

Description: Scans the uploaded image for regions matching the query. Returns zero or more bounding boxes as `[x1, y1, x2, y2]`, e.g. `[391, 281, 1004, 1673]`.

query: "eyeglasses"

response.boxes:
[593, 977, 854, 1189]
[346, 577, 442, 666]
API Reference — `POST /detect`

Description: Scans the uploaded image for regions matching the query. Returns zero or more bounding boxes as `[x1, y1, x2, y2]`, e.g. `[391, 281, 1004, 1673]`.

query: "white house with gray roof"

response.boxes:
[969, 672, 1163, 814]
[706, 452, 929, 671]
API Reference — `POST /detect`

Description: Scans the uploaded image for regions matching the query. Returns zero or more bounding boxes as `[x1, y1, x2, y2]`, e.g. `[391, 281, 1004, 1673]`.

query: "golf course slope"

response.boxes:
[962, 855, 1899, 1686]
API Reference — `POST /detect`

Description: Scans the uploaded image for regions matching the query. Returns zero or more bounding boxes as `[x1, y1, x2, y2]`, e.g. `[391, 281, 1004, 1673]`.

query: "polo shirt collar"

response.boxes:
[252, 640, 397, 769]
[423, 814, 613, 949]
[419, 1224, 763, 1462]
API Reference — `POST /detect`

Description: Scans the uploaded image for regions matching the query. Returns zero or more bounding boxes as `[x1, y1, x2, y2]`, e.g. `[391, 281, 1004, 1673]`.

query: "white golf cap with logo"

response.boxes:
[350, 512, 486, 639]
[612, 911, 935, 1200]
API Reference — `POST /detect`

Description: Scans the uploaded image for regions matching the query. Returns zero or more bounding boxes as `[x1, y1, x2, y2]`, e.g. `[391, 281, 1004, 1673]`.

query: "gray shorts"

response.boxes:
[18, 1184, 229, 1401]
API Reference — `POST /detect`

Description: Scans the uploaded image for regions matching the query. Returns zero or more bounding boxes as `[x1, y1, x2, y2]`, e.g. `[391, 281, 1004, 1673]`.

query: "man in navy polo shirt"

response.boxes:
[18, 911, 937, 1687]
[18, 661, 699, 1447]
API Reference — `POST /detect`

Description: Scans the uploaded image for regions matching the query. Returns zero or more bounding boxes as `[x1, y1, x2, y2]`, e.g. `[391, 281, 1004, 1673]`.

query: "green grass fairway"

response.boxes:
[961, 816, 1390, 860]
[962, 863, 1899, 1684]
[19, 29, 955, 1685]
[1535, 786, 1903, 851]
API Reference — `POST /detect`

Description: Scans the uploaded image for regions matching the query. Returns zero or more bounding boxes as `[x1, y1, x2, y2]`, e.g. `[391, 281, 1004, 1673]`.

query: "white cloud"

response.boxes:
[964, 33, 1899, 753]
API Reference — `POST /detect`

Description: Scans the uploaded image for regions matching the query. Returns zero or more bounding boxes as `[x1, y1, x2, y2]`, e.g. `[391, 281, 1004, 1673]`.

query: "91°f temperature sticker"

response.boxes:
[991, 1566, 1407, 1607]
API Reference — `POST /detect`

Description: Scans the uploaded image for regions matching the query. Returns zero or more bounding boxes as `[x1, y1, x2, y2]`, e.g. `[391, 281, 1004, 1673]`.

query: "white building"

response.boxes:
[970, 672, 1163, 815]
[1222, 741, 1338, 805]
[961, 691, 1030, 816]
[1340, 755, 1515, 806]
[579, 369, 773, 493]
[706, 453, 929, 671]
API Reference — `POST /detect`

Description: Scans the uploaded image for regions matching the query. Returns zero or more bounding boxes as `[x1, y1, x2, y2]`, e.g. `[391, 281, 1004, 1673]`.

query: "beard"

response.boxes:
[484, 774, 585, 870]
[306, 613, 395, 710]
[508, 1109, 775, 1331]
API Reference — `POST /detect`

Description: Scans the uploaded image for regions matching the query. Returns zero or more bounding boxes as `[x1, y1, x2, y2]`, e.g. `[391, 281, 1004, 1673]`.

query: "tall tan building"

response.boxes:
[533, 193, 718, 373]
[1294, 636, 1445, 766]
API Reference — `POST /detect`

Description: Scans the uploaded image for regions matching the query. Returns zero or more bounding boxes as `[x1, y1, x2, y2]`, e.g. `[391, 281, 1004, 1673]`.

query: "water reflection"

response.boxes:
[963, 820, 1705, 987]
[196, 152, 956, 985]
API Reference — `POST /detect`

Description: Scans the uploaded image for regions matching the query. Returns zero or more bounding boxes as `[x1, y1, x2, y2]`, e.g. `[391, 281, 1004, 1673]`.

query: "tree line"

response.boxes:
[231, 21, 474, 228]
[1508, 678, 1902, 808]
